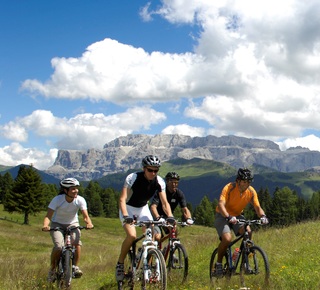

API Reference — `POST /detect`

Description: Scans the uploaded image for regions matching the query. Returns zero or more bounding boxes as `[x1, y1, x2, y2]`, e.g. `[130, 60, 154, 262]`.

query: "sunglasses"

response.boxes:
[146, 168, 159, 173]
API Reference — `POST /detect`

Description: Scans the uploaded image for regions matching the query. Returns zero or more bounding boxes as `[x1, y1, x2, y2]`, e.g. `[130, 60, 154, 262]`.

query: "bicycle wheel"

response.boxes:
[240, 245, 270, 288]
[56, 258, 63, 288]
[167, 243, 188, 283]
[62, 249, 73, 289]
[142, 248, 167, 289]
[209, 248, 230, 283]
[118, 251, 134, 290]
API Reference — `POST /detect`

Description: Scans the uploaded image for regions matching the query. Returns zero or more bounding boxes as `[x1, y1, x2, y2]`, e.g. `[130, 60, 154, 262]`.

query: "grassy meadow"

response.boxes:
[1, 205, 320, 290]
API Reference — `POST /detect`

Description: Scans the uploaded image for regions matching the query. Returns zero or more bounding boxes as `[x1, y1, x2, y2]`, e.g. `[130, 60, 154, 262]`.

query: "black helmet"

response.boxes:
[142, 155, 161, 167]
[60, 177, 80, 188]
[236, 168, 253, 181]
[165, 172, 180, 180]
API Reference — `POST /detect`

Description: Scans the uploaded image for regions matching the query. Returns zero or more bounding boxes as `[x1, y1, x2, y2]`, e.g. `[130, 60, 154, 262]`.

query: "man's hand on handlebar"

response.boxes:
[166, 216, 176, 225]
[42, 226, 50, 232]
[156, 216, 166, 223]
[226, 215, 237, 224]
[186, 218, 194, 225]
[260, 215, 269, 225]
[123, 215, 134, 224]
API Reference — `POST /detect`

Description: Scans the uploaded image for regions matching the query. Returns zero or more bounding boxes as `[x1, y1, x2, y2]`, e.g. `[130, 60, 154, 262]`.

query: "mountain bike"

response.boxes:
[118, 220, 167, 290]
[159, 221, 190, 283]
[48, 226, 87, 289]
[209, 219, 270, 288]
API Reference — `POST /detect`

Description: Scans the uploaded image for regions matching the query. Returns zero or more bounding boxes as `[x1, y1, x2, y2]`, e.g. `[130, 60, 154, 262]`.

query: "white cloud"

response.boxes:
[8, 0, 320, 168]
[0, 108, 166, 151]
[277, 135, 320, 152]
[0, 143, 57, 170]
[21, 39, 197, 103]
[161, 124, 205, 137]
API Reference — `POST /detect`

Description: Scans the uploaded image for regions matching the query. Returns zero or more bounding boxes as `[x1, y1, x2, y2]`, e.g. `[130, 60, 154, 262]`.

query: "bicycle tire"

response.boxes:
[118, 251, 134, 290]
[62, 249, 73, 289]
[167, 243, 188, 283]
[56, 258, 63, 288]
[239, 245, 270, 288]
[209, 247, 230, 283]
[141, 248, 167, 290]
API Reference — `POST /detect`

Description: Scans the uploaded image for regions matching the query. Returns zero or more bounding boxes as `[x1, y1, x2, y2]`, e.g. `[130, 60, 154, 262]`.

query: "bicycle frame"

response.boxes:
[119, 220, 167, 290]
[210, 219, 270, 288]
[158, 221, 189, 283]
[52, 226, 85, 288]
[159, 221, 185, 261]
[225, 220, 254, 272]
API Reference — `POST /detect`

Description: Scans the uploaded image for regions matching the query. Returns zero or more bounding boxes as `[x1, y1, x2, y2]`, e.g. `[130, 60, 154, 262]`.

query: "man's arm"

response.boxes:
[182, 206, 192, 219]
[158, 191, 173, 217]
[150, 203, 161, 219]
[217, 199, 230, 218]
[42, 208, 54, 231]
[82, 209, 94, 228]
[119, 187, 129, 217]
[254, 205, 266, 218]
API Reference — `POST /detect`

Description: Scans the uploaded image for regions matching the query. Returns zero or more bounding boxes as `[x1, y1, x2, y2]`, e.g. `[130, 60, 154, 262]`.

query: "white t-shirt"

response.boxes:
[48, 194, 87, 224]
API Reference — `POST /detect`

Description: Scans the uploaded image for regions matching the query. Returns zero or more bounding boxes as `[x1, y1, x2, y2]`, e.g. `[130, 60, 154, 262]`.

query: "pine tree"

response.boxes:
[193, 195, 215, 227]
[102, 188, 119, 218]
[0, 172, 14, 204]
[3, 165, 46, 225]
[84, 181, 103, 217]
[270, 186, 298, 226]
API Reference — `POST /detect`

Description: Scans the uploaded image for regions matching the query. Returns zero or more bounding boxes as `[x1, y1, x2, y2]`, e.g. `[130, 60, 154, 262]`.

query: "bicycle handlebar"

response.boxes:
[42, 225, 91, 232]
[133, 220, 167, 227]
[132, 219, 194, 227]
[160, 221, 193, 228]
[237, 219, 262, 225]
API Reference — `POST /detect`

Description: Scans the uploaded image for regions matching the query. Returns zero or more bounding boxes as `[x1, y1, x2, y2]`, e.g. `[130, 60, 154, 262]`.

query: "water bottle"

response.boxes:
[232, 247, 240, 263]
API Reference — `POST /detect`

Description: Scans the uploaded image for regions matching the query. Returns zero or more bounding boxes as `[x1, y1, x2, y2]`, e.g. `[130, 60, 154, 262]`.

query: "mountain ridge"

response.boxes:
[45, 134, 319, 180]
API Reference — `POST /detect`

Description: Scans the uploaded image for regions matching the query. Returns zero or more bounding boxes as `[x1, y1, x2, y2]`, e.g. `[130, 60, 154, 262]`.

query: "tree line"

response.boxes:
[1, 165, 320, 227]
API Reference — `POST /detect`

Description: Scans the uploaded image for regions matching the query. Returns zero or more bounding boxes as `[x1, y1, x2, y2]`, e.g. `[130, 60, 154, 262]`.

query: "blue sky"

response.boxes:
[1, 0, 320, 170]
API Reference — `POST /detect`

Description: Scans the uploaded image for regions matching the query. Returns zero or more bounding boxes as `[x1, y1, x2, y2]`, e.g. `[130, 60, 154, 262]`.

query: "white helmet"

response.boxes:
[60, 178, 80, 188]
[142, 155, 161, 167]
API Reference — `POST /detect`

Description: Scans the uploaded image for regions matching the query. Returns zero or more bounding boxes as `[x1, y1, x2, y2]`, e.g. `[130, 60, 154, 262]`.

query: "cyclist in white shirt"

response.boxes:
[42, 178, 94, 282]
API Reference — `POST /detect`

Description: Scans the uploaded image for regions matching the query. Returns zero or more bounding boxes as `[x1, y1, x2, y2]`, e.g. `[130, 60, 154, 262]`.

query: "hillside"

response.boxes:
[93, 158, 320, 204]
[0, 205, 319, 290]
[2, 159, 320, 206]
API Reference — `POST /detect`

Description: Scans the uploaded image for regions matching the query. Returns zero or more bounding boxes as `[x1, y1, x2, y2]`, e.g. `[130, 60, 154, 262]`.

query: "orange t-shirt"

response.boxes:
[216, 182, 261, 216]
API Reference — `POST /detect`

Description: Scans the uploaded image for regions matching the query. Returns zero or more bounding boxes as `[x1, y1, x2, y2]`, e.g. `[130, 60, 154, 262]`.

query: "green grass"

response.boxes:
[1, 205, 320, 290]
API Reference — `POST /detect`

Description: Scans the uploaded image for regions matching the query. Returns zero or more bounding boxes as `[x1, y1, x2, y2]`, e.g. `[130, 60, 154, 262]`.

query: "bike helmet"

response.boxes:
[60, 177, 80, 188]
[141, 155, 161, 167]
[165, 172, 180, 181]
[236, 168, 253, 181]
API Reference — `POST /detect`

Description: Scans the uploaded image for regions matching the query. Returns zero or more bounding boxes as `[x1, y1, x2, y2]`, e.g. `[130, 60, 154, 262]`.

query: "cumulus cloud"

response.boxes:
[0, 108, 166, 150]
[277, 135, 320, 151]
[0, 107, 166, 169]
[162, 124, 205, 137]
[0, 142, 58, 170]
[21, 1, 320, 141]
[5, 0, 320, 168]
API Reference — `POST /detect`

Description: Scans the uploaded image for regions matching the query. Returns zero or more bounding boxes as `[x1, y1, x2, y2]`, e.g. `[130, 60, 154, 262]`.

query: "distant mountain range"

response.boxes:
[2, 134, 320, 206]
[45, 134, 320, 180]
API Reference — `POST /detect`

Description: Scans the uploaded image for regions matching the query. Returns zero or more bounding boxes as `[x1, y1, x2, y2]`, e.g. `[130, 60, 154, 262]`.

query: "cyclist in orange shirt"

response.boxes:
[213, 168, 269, 277]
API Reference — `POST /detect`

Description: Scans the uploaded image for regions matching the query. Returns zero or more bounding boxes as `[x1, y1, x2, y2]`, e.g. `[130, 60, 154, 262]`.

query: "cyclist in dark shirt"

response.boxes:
[115, 155, 175, 282]
[150, 172, 193, 242]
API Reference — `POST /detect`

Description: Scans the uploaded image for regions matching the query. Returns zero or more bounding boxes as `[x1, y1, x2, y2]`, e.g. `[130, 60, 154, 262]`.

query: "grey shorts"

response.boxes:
[153, 225, 170, 237]
[50, 222, 81, 249]
[214, 213, 244, 238]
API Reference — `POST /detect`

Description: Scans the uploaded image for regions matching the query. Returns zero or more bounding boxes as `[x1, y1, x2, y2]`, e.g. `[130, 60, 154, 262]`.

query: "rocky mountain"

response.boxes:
[45, 134, 320, 180]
